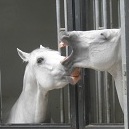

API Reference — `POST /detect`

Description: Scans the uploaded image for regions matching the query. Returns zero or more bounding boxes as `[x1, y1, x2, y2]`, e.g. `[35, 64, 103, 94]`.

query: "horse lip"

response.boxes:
[65, 75, 81, 85]
[65, 67, 80, 77]
[70, 67, 81, 85]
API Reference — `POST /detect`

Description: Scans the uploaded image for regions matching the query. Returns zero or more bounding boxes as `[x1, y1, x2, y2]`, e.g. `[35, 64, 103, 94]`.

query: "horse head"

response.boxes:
[17, 45, 80, 91]
[59, 29, 124, 111]
[60, 29, 121, 72]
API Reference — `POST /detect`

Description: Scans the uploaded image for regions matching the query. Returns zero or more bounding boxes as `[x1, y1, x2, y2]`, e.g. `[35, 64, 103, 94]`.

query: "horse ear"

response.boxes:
[40, 45, 45, 49]
[17, 48, 30, 62]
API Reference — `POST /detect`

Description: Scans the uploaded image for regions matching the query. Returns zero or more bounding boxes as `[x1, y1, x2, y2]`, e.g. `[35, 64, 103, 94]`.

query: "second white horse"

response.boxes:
[7, 45, 79, 123]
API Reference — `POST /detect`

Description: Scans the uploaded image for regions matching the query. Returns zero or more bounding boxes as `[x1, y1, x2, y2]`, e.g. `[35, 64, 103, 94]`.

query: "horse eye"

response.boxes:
[37, 57, 44, 64]
[100, 33, 105, 37]
[100, 33, 107, 40]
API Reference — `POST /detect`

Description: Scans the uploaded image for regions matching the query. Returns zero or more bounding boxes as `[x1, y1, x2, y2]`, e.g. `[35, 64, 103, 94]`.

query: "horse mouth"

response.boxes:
[60, 42, 81, 84]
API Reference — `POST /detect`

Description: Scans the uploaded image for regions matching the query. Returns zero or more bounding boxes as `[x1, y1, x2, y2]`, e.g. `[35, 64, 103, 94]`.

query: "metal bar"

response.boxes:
[66, 0, 78, 128]
[104, 73, 110, 123]
[120, 0, 129, 129]
[64, 0, 69, 57]
[0, 124, 72, 129]
[92, 0, 99, 122]
[94, 0, 103, 123]
[67, 84, 70, 123]
[102, 0, 110, 123]
[64, 0, 68, 32]
[97, 72, 102, 123]
[112, 78, 116, 123]
[93, 0, 96, 29]
[60, 90, 65, 123]
[85, 124, 124, 129]
[56, 0, 65, 123]
[69, 86, 78, 129]
[94, 0, 99, 123]
[56, 0, 61, 52]
[109, 0, 113, 28]
[66, 0, 73, 31]
[95, 0, 99, 29]
[109, 0, 116, 123]
[0, 70, 2, 123]
[118, 0, 121, 28]
[84, 69, 90, 125]
[74, 0, 85, 128]
[103, 0, 107, 28]
[63, 0, 70, 123]
[60, 28, 66, 31]
[74, 0, 81, 30]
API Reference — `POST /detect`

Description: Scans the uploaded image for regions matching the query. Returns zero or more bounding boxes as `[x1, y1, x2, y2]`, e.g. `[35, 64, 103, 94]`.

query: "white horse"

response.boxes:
[60, 29, 123, 111]
[7, 45, 80, 123]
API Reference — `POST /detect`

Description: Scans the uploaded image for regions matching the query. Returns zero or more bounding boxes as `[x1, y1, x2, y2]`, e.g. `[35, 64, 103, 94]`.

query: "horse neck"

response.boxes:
[108, 61, 123, 111]
[23, 65, 46, 93]
[21, 65, 49, 122]
[23, 65, 37, 92]
[107, 37, 124, 111]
